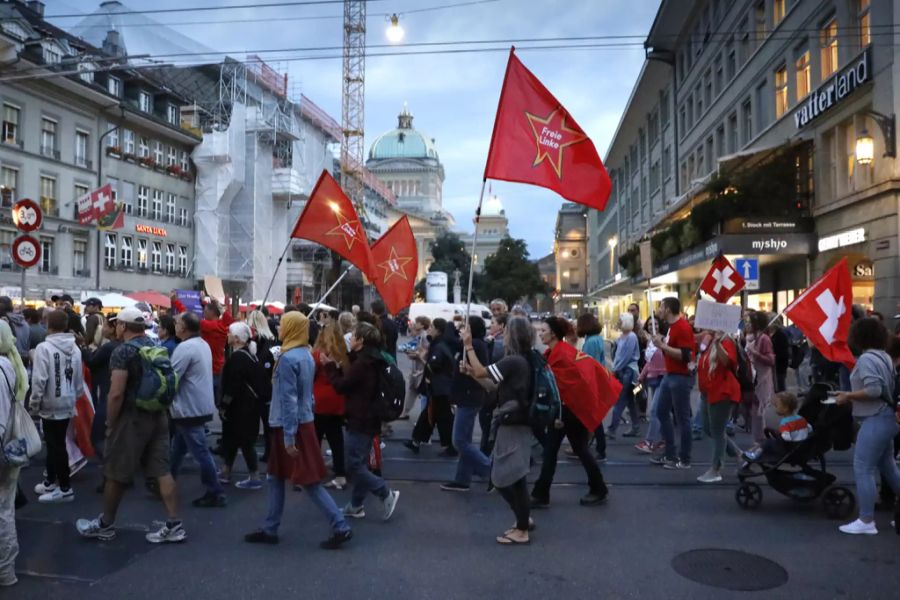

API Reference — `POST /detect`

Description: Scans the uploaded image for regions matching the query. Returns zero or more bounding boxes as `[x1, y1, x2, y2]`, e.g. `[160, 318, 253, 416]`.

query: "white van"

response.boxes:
[408, 302, 492, 328]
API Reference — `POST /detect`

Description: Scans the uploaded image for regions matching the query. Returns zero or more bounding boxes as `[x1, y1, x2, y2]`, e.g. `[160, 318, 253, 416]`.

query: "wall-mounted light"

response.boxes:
[857, 110, 896, 166]
[856, 129, 874, 165]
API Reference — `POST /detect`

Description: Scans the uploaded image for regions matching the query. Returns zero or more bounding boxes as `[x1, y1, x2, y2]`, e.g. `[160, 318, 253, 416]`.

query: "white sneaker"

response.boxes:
[382, 489, 400, 521]
[146, 522, 187, 544]
[839, 519, 878, 535]
[34, 481, 57, 495]
[342, 503, 366, 519]
[696, 469, 723, 484]
[39, 488, 74, 503]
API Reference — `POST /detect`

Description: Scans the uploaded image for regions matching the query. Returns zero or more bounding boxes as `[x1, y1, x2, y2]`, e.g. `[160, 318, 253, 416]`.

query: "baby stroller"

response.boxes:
[735, 382, 856, 519]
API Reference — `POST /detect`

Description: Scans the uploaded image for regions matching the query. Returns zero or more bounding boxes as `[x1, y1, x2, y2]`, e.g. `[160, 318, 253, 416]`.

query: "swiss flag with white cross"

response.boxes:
[76, 183, 115, 225]
[699, 255, 745, 303]
[784, 257, 855, 369]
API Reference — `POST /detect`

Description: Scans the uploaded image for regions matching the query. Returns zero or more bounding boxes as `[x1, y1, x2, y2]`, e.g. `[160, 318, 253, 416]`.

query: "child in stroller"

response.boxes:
[735, 383, 856, 519]
[743, 392, 811, 462]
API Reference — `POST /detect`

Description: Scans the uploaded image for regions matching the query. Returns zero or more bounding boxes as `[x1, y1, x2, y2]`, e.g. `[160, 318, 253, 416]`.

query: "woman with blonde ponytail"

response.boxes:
[696, 330, 742, 484]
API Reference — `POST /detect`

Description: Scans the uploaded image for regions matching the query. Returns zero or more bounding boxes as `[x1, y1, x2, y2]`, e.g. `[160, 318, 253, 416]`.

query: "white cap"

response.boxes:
[117, 306, 148, 325]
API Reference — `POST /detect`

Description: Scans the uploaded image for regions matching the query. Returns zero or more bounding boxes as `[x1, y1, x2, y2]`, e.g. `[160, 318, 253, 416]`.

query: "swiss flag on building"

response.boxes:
[699, 255, 745, 303]
[483, 48, 612, 211]
[784, 257, 855, 369]
[76, 183, 115, 225]
[370, 216, 418, 315]
[290, 170, 374, 278]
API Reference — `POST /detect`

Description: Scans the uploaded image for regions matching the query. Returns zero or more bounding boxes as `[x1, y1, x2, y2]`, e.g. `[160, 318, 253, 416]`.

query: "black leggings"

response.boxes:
[42, 418, 71, 490]
[259, 401, 272, 459]
[222, 430, 259, 474]
[412, 394, 453, 446]
[497, 476, 530, 531]
[315, 413, 346, 477]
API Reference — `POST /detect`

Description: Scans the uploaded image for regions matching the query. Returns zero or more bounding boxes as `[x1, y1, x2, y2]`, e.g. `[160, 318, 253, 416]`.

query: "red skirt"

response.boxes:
[267, 423, 327, 486]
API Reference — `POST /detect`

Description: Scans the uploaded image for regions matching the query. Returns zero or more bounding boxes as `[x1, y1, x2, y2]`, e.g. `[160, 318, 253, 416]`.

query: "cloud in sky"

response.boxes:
[54, 0, 659, 256]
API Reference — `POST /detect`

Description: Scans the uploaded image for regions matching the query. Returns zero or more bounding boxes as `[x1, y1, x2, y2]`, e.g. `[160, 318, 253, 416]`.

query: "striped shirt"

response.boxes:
[779, 414, 812, 442]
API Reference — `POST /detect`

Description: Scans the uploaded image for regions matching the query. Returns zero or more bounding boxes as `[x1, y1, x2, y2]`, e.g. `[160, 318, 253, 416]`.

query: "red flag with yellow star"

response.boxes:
[290, 170, 374, 277]
[370, 216, 418, 315]
[484, 48, 612, 211]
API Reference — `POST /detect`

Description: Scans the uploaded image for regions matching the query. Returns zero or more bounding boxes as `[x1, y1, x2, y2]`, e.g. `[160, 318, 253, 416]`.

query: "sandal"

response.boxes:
[496, 532, 530, 545]
[506, 518, 536, 535]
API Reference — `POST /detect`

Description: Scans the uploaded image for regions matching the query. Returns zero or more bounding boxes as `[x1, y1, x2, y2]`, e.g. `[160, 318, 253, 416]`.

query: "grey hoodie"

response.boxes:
[2, 312, 29, 360]
[30, 333, 84, 420]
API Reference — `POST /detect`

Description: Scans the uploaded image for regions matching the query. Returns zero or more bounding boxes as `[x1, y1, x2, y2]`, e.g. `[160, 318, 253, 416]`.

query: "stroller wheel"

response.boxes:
[736, 482, 763, 509]
[823, 486, 855, 520]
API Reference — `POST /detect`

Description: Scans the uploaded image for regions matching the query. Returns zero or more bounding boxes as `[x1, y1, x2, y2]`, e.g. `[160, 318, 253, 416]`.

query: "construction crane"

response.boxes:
[341, 0, 366, 220]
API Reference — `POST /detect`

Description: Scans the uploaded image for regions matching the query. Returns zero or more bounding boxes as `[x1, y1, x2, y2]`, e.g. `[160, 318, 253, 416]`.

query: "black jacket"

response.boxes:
[451, 337, 488, 408]
[380, 313, 399, 359]
[425, 328, 457, 398]
[771, 327, 790, 373]
[325, 346, 383, 436]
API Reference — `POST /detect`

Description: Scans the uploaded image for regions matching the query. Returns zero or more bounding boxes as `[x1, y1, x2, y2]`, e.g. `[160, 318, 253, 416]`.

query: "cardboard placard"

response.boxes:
[694, 299, 742, 333]
[203, 275, 225, 303]
[639, 240, 653, 280]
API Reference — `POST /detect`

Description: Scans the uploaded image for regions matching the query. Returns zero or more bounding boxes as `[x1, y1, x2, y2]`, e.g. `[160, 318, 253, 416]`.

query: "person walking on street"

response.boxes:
[399, 316, 430, 420]
[0, 297, 29, 360]
[158, 316, 178, 357]
[480, 313, 507, 456]
[634, 318, 668, 455]
[322, 321, 400, 522]
[312, 323, 349, 490]
[441, 317, 491, 492]
[200, 299, 234, 403]
[746, 311, 776, 445]
[76, 307, 185, 543]
[247, 309, 275, 461]
[650, 297, 696, 470]
[244, 312, 352, 548]
[85, 316, 120, 460]
[696, 331, 742, 483]
[23, 308, 45, 353]
[406, 318, 456, 455]
[836, 318, 900, 535]
[461, 316, 535, 544]
[371, 300, 398, 360]
[606, 313, 641, 439]
[81, 298, 104, 349]
[0, 321, 29, 586]
[531, 317, 608, 508]
[170, 312, 227, 508]
[218, 322, 267, 490]
[577, 314, 608, 461]
[31, 310, 84, 503]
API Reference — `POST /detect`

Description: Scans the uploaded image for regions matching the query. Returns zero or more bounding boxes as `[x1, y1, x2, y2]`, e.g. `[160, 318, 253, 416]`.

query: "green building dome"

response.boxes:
[368, 105, 439, 161]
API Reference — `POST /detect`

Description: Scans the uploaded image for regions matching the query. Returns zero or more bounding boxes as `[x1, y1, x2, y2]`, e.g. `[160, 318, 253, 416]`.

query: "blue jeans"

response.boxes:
[645, 380, 662, 443]
[170, 422, 224, 497]
[262, 476, 350, 535]
[853, 409, 900, 520]
[452, 405, 491, 485]
[691, 394, 703, 434]
[655, 373, 694, 463]
[345, 430, 389, 508]
[609, 369, 638, 434]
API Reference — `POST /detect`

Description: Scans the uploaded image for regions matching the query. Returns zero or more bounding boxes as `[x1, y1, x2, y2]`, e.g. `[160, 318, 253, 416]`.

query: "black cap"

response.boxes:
[51, 294, 75, 304]
[82, 297, 103, 308]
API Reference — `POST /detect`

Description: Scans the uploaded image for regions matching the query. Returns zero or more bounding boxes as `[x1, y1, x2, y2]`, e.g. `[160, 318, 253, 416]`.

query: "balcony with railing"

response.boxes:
[40, 145, 60, 160]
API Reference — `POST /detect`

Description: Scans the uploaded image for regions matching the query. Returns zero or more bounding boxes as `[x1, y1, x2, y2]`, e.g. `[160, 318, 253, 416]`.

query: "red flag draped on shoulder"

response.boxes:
[370, 216, 418, 315]
[291, 170, 374, 277]
[547, 342, 621, 431]
[483, 48, 612, 211]
[783, 257, 855, 369]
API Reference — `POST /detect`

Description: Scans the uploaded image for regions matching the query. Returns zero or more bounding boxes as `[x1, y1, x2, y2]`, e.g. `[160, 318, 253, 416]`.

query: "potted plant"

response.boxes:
[139, 156, 156, 168]
[106, 146, 122, 157]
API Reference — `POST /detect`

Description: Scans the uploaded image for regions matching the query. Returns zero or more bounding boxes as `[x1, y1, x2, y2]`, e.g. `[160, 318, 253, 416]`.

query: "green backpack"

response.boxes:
[128, 341, 180, 412]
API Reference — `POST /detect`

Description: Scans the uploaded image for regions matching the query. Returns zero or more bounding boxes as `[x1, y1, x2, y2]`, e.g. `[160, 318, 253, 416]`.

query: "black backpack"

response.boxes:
[735, 343, 755, 391]
[374, 351, 405, 422]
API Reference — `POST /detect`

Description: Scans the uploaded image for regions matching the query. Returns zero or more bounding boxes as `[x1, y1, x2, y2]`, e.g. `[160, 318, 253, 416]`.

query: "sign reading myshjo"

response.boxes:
[794, 49, 870, 130]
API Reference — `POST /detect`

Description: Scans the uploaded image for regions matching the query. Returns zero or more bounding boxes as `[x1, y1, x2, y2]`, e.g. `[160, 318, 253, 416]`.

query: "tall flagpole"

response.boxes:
[261, 238, 292, 308]
[464, 179, 488, 327]
[309, 266, 353, 320]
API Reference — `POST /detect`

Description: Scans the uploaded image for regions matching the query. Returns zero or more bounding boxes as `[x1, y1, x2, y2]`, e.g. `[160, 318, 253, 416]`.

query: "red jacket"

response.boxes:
[200, 311, 235, 375]
[312, 350, 345, 415]
[697, 337, 741, 404]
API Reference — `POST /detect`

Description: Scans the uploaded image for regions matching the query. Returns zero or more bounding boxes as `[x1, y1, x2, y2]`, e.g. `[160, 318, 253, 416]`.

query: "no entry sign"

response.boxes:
[12, 235, 40, 269]
[12, 198, 42, 232]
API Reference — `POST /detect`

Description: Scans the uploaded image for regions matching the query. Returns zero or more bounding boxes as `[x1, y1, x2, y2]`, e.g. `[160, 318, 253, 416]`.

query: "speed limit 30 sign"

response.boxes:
[12, 235, 40, 269]
[12, 198, 42, 232]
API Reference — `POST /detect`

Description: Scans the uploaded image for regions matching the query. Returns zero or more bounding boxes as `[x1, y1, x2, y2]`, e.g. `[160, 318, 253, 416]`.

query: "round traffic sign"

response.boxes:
[12, 198, 42, 232]
[12, 235, 40, 269]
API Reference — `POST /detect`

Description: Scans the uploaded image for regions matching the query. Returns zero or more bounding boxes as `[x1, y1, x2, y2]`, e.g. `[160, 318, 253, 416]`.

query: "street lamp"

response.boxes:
[855, 129, 874, 165]
[856, 110, 896, 166]
[607, 236, 618, 249]
[386, 14, 404, 43]
[608, 236, 617, 277]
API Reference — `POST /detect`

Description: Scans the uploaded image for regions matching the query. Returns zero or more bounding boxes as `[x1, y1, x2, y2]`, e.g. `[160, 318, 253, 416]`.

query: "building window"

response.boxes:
[137, 239, 148, 269]
[648, 110, 659, 144]
[2, 104, 19, 144]
[179, 207, 189, 227]
[0, 167, 17, 205]
[152, 190, 163, 220]
[858, 0, 871, 47]
[167, 105, 178, 125]
[151, 241, 162, 272]
[795, 48, 811, 100]
[121, 181, 134, 215]
[716, 124, 726, 159]
[104, 233, 117, 268]
[107, 126, 119, 149]
[678, 105, 686, 138]
[180, 151, 190, 172]
[108, 76, 121, 97]
[775, 65, 788, 118]
[694, 85, 702, 123]
[703, 70, 712, 107]
[73, 184, 89, 217]
[75, 130, 90, 168]
[137, 186, 149, 217]
[139, 92, 153, 113]
[741, 100, 753, 145]
[165, 244, 175, 273]
[153, 141, 163, 164]
[167, 145, 177, 167]
[0, 231, 12, 269]
[40, 118, 57, 158]
[43, 45, 62, 64]
[773, 0, 786, 27]
[124, 129, 135, 154]
[820, 18, 838, 79]
[686, 97, 694, 129]
[78, 63, 94, 84]
[663, 146, 671, 181]
[120, 236, 133, 268]
[649, 160, 660, 192]
[714, 55, 723, 96]
[39, 238, 53, 273]
[754, 1, 767, 46]
[178, 246, 188, 276]
[166, 194, 176, 223]
[755, 81, 768, 132]
[659, 90, 669, 127]
[726, 41, 736, 80]
[73, 239, 86, 274]
[40, 176, 56, 216]
[696, 147, 705, 177]
[139, 136, 149, 158]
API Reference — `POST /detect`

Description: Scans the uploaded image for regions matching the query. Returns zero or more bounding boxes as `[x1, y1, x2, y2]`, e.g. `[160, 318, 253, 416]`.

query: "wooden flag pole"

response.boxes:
[309, 266, 353, 320]
[260, 237, 293, 308]
[464, 179, 488, 329]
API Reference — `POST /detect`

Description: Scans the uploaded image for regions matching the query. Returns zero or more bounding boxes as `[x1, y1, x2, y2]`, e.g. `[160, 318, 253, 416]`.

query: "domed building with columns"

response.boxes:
[459, 192, 509, 273]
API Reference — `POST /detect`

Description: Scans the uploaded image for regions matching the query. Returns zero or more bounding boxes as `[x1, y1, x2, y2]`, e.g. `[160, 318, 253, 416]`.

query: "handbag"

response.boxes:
[2, 367, 40, 467]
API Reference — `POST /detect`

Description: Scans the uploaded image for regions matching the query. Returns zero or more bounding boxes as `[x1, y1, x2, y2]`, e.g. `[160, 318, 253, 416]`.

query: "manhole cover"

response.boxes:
[672, 549, 788, 591]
